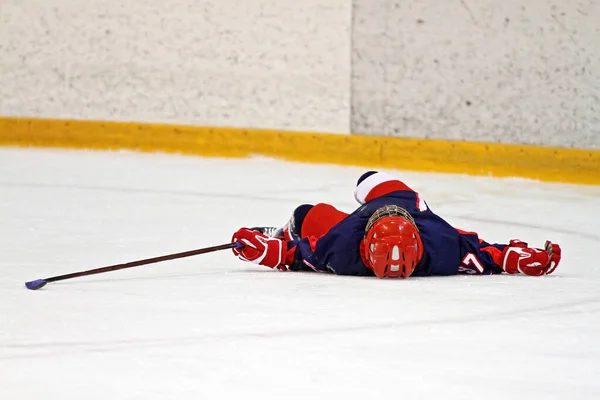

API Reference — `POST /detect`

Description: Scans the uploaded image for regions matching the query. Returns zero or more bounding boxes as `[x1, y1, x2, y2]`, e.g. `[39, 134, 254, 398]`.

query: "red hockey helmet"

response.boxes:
[360, 205, 424, 279]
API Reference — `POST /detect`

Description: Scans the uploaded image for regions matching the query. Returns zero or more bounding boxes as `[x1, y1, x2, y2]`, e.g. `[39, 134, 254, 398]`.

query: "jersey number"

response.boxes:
[459, 253, 484, 274]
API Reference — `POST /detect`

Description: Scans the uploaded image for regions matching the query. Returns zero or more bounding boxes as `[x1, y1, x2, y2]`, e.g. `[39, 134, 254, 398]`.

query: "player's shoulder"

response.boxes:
[354, 171, 415, 204]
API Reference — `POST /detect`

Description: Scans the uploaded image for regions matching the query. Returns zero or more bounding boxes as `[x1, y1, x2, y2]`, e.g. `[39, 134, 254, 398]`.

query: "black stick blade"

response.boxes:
[25, 279, 48, 290]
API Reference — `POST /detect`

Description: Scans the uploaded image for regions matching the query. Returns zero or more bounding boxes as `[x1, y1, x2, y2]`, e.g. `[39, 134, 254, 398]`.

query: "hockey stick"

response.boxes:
[25, 242, 243, 290]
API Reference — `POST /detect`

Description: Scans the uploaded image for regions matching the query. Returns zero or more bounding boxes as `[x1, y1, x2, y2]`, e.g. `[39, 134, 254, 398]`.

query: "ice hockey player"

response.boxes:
[231, 171, 562, 278]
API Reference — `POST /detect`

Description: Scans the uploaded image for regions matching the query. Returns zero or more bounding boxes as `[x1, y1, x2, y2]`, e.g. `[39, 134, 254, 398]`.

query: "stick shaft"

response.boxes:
[44, 242, 238, 283]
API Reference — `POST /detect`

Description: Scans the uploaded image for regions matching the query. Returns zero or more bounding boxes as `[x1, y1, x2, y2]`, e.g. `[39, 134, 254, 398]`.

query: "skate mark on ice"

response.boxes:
[50, 268, 268, 286]
[446, 214, 600, 242]
[2, 295, 599, 360]
[0, 181, 305, 204]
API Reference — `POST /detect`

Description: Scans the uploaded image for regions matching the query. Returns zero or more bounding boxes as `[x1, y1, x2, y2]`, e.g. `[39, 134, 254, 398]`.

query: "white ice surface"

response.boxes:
[1, 147, 599, 399]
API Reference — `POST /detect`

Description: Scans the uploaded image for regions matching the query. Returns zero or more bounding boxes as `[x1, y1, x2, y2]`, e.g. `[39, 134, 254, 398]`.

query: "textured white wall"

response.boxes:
[351, 0, 600, 148]
[2, 0, 599, 148]
[0, 0, 351, 133]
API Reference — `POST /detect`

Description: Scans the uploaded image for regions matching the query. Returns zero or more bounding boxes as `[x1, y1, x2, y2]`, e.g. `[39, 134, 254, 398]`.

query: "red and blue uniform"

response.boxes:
[287, 171, 507, 276]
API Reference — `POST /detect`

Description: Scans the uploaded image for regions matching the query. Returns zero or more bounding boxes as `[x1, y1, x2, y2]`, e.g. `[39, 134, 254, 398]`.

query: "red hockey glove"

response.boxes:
[501, 240, 561, 276]
[231, 228, 290, 271]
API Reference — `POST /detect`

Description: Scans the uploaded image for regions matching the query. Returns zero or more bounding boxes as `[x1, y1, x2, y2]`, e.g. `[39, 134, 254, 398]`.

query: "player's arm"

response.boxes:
[231, 228, 294, 271]
[458, 229, 561, 276]
[230, 228, 336, 273]
[482, 239, 562, 276]
[455, 229, 504, 274]
[287, 236, 332, 273]
[230, 203, 349, 273]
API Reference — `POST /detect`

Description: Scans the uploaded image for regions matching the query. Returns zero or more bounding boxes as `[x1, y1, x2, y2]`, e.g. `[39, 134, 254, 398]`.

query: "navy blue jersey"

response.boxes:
[288, 171, 507, 277]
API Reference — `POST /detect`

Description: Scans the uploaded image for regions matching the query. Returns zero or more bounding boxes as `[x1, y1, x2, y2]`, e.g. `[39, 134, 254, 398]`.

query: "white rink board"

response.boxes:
[0, 0, 350, 133]
[351, 0, 600, 148]
[1, 148, 600, 399]
[3, 0, 599, 148]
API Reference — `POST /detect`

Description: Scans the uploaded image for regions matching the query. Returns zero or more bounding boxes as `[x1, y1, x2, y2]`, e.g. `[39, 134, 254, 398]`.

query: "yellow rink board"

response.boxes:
[1, 117, 599, 185]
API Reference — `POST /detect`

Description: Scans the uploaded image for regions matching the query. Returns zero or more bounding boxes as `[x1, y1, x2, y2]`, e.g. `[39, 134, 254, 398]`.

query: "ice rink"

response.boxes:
[1, 147, 599, 399]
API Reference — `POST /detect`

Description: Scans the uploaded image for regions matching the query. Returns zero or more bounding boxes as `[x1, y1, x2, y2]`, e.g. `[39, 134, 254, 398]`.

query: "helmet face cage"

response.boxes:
[365, 205, 418, 234]
[362, 205, 422, 278]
